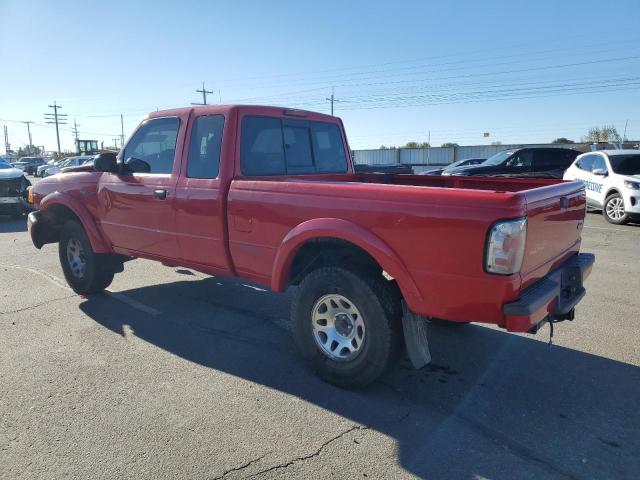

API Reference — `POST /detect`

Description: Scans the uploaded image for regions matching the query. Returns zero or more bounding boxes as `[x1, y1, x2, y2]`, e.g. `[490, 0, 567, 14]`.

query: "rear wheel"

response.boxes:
[291, 267, 402, 388]
[59, 220, 114, 294]
[603, 193, 629, 225]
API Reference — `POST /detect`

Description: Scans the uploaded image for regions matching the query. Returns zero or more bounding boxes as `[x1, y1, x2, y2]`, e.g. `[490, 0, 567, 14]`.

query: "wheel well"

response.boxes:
[37, 204, 82, 246]
[605, 188, 621, 200]
[288, 238, 389, 287]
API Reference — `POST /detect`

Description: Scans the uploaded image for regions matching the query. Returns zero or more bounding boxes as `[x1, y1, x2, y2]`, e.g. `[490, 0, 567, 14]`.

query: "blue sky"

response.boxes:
[1, 0, 639, 153]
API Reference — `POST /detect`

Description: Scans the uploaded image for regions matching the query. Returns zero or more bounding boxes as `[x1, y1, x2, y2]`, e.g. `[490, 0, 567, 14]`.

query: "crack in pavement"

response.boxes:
[249, 425, 367, 478]
[0, 294, 76, 316]
[211, 452, 270, 480]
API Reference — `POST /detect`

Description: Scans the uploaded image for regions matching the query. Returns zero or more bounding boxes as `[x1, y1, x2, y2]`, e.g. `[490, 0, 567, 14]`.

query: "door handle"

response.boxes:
[154, 189, 168, 200]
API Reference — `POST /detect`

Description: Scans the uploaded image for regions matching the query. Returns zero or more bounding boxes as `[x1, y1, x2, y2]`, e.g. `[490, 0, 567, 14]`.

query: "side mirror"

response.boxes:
[93, 152, 118, 173]
[124, 157, 151, 174]
[592, 168, 607, 176]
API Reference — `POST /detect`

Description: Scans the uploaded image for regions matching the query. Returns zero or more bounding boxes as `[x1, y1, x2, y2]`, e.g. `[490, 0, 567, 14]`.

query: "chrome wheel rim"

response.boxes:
[66, 238, 86, 279]
[606, 197, 625, 220]
[312, 294, 366, 361]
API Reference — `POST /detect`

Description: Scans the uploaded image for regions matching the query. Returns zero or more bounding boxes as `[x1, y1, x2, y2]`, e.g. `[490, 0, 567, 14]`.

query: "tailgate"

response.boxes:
[519, 180, 585, 289]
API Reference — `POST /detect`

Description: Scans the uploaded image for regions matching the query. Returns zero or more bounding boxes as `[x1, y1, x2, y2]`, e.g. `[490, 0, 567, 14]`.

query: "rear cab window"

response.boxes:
[241, 115, 347, 176]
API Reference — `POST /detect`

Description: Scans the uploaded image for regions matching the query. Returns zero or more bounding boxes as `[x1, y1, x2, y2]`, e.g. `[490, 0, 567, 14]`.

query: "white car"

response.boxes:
[42, 155, 94, 177]
[564, 149, 640, 225]
[36, 159, 57, 177]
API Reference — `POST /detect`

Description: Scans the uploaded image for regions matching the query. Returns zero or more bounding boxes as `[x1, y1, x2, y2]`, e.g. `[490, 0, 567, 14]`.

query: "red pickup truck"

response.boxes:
[28, 105, 594, 387]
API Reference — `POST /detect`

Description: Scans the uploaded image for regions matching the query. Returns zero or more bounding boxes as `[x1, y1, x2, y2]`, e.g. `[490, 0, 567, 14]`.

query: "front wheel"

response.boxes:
[291, 267, 402, 388]
[59, 220, 114, 294]
[603, 193, 629, 225]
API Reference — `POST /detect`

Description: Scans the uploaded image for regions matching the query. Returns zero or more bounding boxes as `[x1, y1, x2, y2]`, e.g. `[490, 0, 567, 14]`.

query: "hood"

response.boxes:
[0, 167, 26, 180]
[621, 174, 640, 182]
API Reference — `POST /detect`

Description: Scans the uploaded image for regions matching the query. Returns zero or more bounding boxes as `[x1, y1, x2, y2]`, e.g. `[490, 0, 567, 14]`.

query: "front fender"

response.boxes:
[271, 218, 423, 311]
[39, 191, 110, 253]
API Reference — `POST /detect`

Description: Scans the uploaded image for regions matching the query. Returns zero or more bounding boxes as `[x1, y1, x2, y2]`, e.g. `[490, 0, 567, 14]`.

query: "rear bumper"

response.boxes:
[503, 253, 595, 333]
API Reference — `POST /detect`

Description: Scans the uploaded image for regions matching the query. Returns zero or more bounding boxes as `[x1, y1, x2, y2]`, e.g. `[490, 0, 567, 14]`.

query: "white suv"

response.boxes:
[564, 150, 640, 225]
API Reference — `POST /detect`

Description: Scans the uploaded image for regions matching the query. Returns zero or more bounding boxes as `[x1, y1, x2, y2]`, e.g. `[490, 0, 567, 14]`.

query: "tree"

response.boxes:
[379, 145, 396, 149]
[491, 141, 502, 146]
[441, 142, 459, 148]
[404, 141, 430, 148]
[552, 137, 574, 144]
[582, 125, 621, 143]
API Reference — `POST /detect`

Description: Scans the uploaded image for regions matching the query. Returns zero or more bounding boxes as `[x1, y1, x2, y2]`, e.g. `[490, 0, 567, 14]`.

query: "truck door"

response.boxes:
[173, 113, 233, 273]
[97, 116, 184, 259]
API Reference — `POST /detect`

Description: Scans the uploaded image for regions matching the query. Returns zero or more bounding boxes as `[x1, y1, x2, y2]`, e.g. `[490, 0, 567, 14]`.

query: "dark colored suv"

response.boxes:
[443, 148, 580, 179]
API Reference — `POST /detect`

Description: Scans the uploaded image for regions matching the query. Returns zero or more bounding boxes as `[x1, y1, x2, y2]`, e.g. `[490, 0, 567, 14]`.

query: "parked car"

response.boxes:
[563, 149, 640, 225]
[442, 148, 580, 178]
[42, 155, 94, 177]
[12, 156, 46, 175]
[36, 159, 58, 177]
[27, 105, 594, 388]
[0, 158, 31, 218]
[420, 157, 486, 175]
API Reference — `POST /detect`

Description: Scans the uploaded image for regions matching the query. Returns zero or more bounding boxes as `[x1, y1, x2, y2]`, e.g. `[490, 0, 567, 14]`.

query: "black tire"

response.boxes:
[291, 267, 402, 388]
[59, 220, 114, 294]
[603, 193, 629, 225]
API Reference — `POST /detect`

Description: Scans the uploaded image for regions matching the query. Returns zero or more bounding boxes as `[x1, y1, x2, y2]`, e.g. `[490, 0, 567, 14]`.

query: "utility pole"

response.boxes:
[192, 81, 213, 106]
[22, 121, 34, 151]
[120, 114, 125, 147]
[3, 125, 10, 154]
[325, 87, 341, 116]
[44, 101, 67, 154]
[112, 138, 120, 148]
[623, 119, 629, 142]
[72, 119, 80, 153]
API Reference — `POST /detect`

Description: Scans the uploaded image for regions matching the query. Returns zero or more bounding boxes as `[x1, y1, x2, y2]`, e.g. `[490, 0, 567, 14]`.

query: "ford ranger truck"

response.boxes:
[27, 105, 595, 388]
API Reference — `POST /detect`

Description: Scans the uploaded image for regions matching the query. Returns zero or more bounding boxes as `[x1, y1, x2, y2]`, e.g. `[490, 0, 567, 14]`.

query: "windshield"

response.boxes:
[481, 151, 514, 166]
[608, 154, 640, 175]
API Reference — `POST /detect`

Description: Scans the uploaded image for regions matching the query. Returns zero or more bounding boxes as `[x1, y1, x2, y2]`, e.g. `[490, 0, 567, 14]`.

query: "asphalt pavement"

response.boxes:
[1, 189, 638, 479]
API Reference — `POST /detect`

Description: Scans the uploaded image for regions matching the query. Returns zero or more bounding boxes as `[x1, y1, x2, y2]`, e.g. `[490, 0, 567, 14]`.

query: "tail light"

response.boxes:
[485, 218, 527, 275]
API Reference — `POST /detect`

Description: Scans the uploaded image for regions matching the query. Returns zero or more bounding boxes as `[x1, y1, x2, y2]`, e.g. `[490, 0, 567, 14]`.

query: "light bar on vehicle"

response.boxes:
[283, 109, 308, 118]
[485, 217, 527, 275]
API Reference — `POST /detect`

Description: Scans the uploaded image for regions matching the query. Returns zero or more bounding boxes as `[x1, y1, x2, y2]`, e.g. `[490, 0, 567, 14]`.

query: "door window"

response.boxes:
[576, 155, 596, 172]
[591, 156, 608, 173]
[123, 117, 180, 174]
[505, 150, 532, 168]
[187, 115, 225, 179]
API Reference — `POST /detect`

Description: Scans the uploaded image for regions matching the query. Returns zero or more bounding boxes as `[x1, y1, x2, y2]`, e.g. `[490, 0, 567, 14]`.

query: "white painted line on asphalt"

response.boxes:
[105, 290, 162, 316]
[0, 263, 161, 316]
[0, 264, 72, 292]
[584, 226, 637, 233]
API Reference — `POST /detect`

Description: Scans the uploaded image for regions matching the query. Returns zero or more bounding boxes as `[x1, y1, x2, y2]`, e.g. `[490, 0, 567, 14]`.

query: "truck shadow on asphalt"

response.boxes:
[79, 275, 639, 480]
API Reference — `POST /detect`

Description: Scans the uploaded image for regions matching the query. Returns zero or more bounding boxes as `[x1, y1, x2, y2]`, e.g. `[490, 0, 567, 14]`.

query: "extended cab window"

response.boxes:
[241, 116, 347, 176]
[123, 117, 180, 174]
[187, 115, 225, 179]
